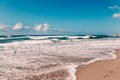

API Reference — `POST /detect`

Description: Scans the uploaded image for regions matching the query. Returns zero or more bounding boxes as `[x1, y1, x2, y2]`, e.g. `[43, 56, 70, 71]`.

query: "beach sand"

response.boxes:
[76, 49, 120, 80]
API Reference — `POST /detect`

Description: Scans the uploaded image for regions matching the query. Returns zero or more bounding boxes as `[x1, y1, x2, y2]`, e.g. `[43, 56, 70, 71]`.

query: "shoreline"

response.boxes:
[76, 49, 120, 80]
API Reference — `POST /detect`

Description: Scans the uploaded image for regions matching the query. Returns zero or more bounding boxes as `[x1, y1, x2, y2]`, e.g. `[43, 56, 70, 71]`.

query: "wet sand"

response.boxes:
[76, 49, 120, 80]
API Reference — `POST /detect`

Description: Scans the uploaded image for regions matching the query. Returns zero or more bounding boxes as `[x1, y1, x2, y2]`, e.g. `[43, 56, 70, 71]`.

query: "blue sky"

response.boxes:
[0, 0, 120, 35]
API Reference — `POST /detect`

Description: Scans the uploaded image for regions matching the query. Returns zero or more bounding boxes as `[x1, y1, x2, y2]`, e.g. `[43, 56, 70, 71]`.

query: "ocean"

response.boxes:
[0, 35, 120, 80]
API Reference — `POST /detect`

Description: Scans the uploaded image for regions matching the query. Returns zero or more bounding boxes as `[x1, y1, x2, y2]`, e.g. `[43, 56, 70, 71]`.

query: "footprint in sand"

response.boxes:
[104, 74, 109, 78]
[109, 70, 114, 73]
[104, 61, 120, 78]
[104, 70, 114, 78]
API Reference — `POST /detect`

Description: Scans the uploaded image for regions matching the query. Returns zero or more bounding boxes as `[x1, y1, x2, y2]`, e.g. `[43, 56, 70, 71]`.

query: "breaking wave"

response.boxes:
[1, 35, 120, 43]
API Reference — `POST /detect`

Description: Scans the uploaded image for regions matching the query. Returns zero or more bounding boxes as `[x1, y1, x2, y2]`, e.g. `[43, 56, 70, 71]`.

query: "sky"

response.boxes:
[0, 0, 120, 35]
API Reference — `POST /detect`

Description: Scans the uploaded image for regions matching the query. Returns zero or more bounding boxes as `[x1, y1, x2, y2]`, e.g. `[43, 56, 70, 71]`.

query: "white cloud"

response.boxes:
[109, 5, 120, 9]
[113, 13, 120, 18]
[35, 24, 42, 31]
[13, 22, 22, 30]
[0, 24, 5, 29]
[0, 22, 51, 35]
[43, 23, 49, 32]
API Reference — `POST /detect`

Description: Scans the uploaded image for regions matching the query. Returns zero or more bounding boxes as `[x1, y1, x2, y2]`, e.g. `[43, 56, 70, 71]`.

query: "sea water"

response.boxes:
[0, 35, 120, 80]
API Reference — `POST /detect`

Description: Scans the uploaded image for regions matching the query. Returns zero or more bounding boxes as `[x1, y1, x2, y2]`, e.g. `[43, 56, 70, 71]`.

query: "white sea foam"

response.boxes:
[79, 35, 90, 39]
[0, 38, 120, 80]
[28, 36, 66, 40]
[28, 36, 50, 40]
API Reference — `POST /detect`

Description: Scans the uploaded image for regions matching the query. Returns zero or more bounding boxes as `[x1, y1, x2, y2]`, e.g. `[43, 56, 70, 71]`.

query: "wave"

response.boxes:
[1, 35, 120, 43]
[28, 35, 105, 40]
[0, 36, 30, 43]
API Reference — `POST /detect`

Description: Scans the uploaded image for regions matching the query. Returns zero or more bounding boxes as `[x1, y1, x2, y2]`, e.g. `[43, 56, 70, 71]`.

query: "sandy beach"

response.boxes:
[76, 49, 120, 80]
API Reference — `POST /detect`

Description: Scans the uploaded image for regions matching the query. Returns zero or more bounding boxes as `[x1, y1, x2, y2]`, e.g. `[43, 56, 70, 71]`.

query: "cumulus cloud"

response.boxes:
[0, 24, 9, 30]
[42, 23, 49, 32]
[13, 22, 22, 30]
[0, 24, 5, 29]
[35, 24, 42, 31]
[0, 22, 51, 35]
[109, 5, 120, 9]
[113, 13, 120, 18]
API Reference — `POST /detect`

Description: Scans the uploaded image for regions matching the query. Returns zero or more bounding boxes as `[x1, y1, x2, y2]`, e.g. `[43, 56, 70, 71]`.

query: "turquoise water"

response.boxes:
[0, 35, 119, 43]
